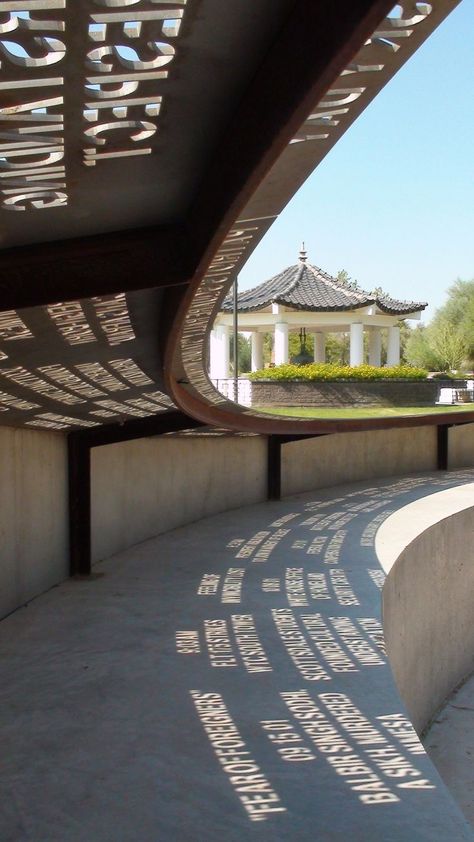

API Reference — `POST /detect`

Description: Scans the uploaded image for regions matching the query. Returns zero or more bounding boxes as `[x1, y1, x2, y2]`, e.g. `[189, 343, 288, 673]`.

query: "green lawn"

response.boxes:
[256, 404, 474, 419]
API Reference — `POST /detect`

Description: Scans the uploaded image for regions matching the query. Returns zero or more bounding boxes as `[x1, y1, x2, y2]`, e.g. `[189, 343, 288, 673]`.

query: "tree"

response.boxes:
[263, 331, 273, 366]
[337, 269, 359, 290]
[229, 333, 251, 373]
[433, 278, 474, 360]
[404, 277, 474, 371]
[326, 332, 349, 365]
[429, 319, 468, 372]
[289, 330, 313, 362]
[405, 324, 444, 370]
[438, 278, 474, 327]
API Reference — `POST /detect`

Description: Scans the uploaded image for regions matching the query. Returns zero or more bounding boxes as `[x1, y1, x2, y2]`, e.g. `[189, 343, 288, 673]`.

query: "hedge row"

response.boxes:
[248, 363, 428, 381]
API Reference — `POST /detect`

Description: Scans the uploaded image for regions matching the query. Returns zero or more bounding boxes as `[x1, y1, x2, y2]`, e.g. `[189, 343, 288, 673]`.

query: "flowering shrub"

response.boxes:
[248, 363, 428, 381]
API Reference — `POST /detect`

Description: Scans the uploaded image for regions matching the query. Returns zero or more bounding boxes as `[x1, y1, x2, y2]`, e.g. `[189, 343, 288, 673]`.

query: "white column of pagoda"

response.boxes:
[251, 331, 264, 371]
[349, 323, 364, 366]
[209, 324, 230, 379]
[313, 332, 325, 363]
[387, 325, 400, 366]
[274, 322, 289, 365]
[368, 328, 382, 367]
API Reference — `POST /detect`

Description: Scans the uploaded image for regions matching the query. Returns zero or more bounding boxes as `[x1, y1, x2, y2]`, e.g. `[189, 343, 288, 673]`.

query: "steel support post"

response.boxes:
[267, 436, 281, 500]
[437, 424, 449, 471]
[68, 435, 91, 577]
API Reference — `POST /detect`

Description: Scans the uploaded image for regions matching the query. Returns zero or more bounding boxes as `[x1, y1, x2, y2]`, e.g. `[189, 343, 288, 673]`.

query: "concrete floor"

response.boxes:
[424, 674, 474, 827]
[1, 471, 474, 841]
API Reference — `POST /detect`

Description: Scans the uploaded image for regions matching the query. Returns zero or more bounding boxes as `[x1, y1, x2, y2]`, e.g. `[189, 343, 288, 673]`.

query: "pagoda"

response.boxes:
[210, 247, 427, 378]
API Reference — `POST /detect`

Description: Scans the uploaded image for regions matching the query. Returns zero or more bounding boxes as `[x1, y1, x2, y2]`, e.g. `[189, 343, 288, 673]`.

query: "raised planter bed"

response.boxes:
[250, 379, 441, 408]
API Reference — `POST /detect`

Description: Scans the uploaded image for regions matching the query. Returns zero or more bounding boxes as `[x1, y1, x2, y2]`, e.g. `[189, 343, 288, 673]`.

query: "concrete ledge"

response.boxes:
[377, 484, 474, 734]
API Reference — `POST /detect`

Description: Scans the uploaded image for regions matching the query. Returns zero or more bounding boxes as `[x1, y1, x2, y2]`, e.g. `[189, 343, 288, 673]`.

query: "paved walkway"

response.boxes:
[1, 470, 474, 841]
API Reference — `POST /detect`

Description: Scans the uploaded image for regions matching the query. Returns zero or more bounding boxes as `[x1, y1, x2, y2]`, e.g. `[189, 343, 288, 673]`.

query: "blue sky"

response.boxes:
[239, 0, 474, 324]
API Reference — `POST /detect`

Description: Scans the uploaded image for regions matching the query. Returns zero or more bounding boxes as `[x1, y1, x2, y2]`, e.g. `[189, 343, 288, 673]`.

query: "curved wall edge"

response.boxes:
[379, 492, 474, 734]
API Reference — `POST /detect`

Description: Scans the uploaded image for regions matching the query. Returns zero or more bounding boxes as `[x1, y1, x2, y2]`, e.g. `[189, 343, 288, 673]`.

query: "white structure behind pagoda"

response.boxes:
[210, 248, 427, 376]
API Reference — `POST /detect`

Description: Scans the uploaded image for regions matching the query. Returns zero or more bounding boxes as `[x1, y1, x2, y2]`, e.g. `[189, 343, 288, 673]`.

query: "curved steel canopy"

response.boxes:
[0, 0, 468, 435]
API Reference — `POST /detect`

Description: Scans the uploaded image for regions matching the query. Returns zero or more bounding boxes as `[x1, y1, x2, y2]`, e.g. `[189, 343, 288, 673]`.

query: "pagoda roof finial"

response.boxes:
[299, 242, 307, 263]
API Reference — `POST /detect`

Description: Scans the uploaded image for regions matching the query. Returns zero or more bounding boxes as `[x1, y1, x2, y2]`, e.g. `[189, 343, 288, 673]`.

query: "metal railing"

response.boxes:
[212, 378, 252, 406]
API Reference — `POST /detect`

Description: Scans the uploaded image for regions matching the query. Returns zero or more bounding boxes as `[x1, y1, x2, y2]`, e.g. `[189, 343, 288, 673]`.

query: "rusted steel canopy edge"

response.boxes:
[183, 0, 397, 296]
[166, 0, 396, 395]
[167, 0, 465, 436]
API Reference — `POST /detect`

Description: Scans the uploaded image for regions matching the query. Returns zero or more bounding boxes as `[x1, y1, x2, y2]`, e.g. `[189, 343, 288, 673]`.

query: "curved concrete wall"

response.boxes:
[2, 421, 473, 620]
[377, 485, 474, 734]
[91, 423, 474, 564]
[94, 426, 433, 563]
[281, 425, 437, 496]
[91, 433, 267, 563]
[0, 427, 68, 620]
[449, 423, 474, 469]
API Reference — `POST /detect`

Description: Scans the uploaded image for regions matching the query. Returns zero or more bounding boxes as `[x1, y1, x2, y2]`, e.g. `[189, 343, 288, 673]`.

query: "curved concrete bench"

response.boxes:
[1, 471, 474, 840]
[376, 483, 474, 735]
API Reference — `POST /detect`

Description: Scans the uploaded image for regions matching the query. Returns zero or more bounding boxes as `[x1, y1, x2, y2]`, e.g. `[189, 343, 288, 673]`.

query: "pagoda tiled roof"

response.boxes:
[222, 256, 427, 316]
